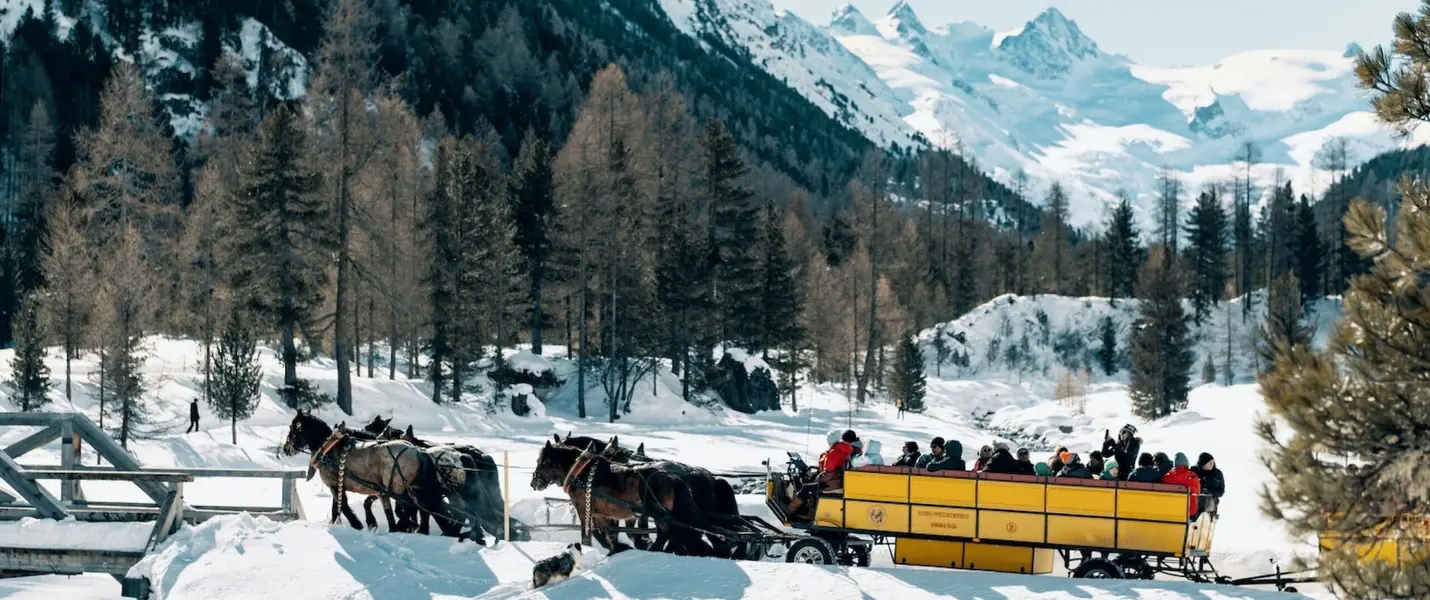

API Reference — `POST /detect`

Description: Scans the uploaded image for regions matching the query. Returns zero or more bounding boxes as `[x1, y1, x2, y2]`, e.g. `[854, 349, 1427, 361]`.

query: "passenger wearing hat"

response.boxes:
[983, 441, 1020, 474]
[1057, 452, 1093, 479]
[1100, 458, 1120, 480]
[1033, 462, 1052, 477]
[972, 445, 993, 472]
[1049, 446, 1070, 473]
[787, 430, 859, 515]
[1101, 424, 1143, 482]
[1128, 452, 1163, 482]
[1191, 453, 1224, 517]
[893, 441, 922, 467]
[1015, 447, 1037, 476]
[1160, 452, 1203, 519]
[918, 437, 964, 472]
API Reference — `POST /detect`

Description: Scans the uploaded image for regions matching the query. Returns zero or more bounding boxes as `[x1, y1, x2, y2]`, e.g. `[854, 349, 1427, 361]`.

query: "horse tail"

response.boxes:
[713, 478, 739, 516]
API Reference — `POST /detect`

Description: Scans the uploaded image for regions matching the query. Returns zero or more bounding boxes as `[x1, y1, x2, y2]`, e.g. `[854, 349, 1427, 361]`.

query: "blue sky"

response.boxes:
[770, 0, 1423, 66]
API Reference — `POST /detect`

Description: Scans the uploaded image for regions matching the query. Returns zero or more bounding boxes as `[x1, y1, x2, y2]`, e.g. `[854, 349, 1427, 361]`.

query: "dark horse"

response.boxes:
[530, 440, 712, 556]
[281, 411, 465, 538]
[364, 415, 523, 542]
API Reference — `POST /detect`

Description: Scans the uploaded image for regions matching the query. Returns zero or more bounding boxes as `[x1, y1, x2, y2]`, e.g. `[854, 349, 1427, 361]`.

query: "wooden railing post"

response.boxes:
[59, 418, 76, 503]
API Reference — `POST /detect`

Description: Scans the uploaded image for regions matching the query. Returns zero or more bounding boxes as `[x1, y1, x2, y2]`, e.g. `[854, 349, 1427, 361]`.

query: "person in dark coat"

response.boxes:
[186, 399, 200, 434]
[893, 442, 922, 467]
[1049, 446, 1069, 473]
[1015, 447, 1037, 475]
[1191, 452, 1225, 516]
[1101, 424, 1143, 481]
[1087, 451, 1105, 478]
[1154, 452, 1174, 477]
[1057, 453, 1094, 478]
[920, 437, 965, 472]
[1128, 452, 1163, 483]
[984, 442, 1021, 474]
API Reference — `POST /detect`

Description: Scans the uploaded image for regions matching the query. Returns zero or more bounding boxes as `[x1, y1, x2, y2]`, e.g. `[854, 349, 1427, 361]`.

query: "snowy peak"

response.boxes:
[997, 7, 1102, 78]
[829, 3, 877, 36]
[1344, 42, 1365, 58]
[885, 0, 927, 36]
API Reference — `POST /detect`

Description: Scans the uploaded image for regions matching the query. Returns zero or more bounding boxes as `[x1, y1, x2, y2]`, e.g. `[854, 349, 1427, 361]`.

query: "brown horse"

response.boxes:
[597, 436, 744, 558]
[281, 412, 463, 537]
[530, 440, 712, 556]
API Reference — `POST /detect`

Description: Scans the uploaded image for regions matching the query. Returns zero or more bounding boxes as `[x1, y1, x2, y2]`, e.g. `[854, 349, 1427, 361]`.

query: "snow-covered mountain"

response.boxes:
[657, 0, 1425, 226]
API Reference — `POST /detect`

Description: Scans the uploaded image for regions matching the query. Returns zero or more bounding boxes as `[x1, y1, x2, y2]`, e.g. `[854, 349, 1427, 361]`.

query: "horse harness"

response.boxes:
[558, 451, 729, 541]
[309, 432, 427, 511]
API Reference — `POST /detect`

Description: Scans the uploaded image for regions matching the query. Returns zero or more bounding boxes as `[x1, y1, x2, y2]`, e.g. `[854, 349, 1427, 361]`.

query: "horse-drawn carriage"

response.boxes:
[764, 452, 1316, 591]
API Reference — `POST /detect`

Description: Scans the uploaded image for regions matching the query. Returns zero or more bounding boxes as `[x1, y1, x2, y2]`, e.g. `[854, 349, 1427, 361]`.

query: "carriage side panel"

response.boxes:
[814, 496, 845, 528]
[843, 469, 909, 504]
[1116, 488, 1190, 522]
[1117, 520, 1188, 555]
[1046, 515, 1117, 548]
[909, 472, 976, 507]
[977, 510, 1046, 544]
[963, 542, 1055, 574]
[1046, 482, 1117, 518]
[895, 538, 965, 568]
[978, 477, 1045, 512]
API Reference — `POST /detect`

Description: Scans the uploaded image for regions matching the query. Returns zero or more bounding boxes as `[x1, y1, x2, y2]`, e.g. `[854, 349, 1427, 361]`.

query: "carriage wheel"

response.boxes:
[785, 537, 836, 565]
[1073, 558, 1123, 580]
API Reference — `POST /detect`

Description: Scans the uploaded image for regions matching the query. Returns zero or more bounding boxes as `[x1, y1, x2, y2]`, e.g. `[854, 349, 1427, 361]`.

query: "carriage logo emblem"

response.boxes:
[868, 506, 887, 526]
[1005, 521, 1018, 533]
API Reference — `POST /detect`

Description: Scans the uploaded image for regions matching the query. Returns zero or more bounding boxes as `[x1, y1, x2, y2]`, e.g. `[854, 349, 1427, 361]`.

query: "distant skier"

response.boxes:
[187, 399, 200, 434]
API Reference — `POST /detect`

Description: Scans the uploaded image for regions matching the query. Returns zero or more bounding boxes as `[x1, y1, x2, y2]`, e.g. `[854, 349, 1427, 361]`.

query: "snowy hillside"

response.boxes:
[658, 0, 1427, 225]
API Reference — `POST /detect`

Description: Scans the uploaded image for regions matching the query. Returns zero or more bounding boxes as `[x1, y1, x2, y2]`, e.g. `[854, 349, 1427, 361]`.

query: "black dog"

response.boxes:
[532, 543, 583, 589]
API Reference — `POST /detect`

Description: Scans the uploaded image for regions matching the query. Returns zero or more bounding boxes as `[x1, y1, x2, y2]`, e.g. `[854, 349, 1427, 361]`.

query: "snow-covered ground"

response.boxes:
[0, 294, 1336, 598]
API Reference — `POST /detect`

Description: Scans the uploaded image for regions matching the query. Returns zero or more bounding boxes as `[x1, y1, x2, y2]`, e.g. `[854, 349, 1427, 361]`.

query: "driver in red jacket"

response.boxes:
[787, 430, 860, 516]
[1161, 452, 1203, 519]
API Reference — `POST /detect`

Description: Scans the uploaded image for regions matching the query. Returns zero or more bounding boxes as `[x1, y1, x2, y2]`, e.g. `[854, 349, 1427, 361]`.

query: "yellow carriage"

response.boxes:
[764, 460, 1277, 586]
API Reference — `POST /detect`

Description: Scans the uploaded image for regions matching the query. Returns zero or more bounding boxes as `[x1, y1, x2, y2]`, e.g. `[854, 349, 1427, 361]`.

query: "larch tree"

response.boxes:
[1127, 249, 1194, 420]
[8, 294, 51, 411]
[309, 0, 378, 415]
[1233, 142, 1260, 321]
[95, 228, 155, 448]
[1183, 188, 1228, 324]
[229, 104, 330, 409]
[1154, 169, 1183, 255]
[38, 197, 90, 402]
[853, 151, 890, 404]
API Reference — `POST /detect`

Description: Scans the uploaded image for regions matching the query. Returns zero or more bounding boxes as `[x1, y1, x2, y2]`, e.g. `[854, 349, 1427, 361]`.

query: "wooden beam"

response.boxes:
[0, 546, 144, 575]
[21, 469, 194, 483]
[60, 420, 77, 503]
[0, 414, 70, 427]
[3, 426, 60, 459]
[0, 450, 65, 520]
[153, 467, 307, 479]
[69, 415, 170, 504]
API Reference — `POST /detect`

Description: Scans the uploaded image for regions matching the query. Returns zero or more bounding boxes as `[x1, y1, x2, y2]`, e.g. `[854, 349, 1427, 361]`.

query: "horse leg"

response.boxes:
[329, 493, 341, 525]
[380, 496, 397, 532]
[362, 496, 379, 530]
[339, 492, 364, 530]
[628, 518, 650, 551]
[596, 518, 631, 555]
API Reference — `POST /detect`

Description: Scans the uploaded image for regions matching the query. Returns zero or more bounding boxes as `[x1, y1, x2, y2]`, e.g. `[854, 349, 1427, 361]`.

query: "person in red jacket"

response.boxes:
[788, 430, 859, 516]
[1160, 452, 1202, 519]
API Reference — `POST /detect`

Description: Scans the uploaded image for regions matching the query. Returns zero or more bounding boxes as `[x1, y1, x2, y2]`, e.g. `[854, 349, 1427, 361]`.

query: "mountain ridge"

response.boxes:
[662, 0, 1425, 226]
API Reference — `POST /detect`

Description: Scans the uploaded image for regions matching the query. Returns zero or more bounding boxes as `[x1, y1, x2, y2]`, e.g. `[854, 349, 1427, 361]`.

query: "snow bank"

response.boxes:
[506, 351, 554, 376]
[0, 518, 152, 552]
[523, 546, 1304, 599]
[130, 515, 1305, 600]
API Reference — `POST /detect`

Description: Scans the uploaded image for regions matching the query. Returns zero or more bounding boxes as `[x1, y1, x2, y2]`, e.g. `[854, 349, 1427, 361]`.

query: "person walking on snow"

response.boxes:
[186, 399, 200, 434]
[895, 397, 905, 419]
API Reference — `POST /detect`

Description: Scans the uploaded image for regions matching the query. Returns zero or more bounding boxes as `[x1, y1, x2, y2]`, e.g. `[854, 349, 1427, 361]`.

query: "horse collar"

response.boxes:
[562, 453, 598, 494]
[309, 433, 348, 474]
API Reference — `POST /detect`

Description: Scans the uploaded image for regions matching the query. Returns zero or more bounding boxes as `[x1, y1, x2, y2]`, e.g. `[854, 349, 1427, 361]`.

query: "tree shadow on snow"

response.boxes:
[332, 528, 503, 599]
[540, 551, 755, 600]
[867, 566, 1297, 599]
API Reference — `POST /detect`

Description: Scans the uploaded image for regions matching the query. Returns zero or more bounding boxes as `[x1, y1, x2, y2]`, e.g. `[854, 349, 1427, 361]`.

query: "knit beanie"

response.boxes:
[1174, 452, 1190, 468]
[1103, 458, 1119, 477]
[1197, 452, 1214, 468]
[1058, 450, 1072, 464]
[1034, 462, 1051, 476]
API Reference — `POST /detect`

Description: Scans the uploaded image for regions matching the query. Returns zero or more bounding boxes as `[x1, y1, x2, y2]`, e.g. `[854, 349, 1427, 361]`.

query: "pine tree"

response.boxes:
[1106, 195, 1142, 298]
[1201, 355, 1216, 385]
[1256, 273, 1311, 375]
[702, 118, 761, 346]
[1128, 251, 1195, 419]
[228, 103, 330, 409]
[1293, 195, 1324, 303]
[889, 334, 927, 412]
[1183, 188, 1228, 324]
[1154, 170, 1183, 254]
[757, 201, 803, 355]
[209, 312, 262, 444]
[8, 294, 51, 411]
[509, 130, 556, 355]
[1256, 16, 1430, 595]
[1233, 196, 1256, 321]
[1096, 315, 1118, 376]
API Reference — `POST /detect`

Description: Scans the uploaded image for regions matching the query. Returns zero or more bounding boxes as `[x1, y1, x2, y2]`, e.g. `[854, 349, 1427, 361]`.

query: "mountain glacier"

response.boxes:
[657, 0, 1425, 226]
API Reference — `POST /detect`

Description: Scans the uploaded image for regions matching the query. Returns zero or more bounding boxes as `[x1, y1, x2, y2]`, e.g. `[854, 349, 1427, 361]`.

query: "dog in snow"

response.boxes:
[532, 543, 582, 588]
